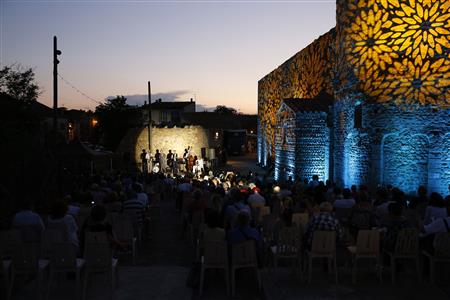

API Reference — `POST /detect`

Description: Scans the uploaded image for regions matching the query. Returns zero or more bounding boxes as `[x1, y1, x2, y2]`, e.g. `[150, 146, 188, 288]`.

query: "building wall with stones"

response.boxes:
[260, 0, 450, 194]
[117, 126, 211, 166]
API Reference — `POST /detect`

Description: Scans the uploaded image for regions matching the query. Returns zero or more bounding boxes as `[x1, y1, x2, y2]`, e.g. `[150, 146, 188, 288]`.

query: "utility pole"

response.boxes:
[147, 81, 152, 152]
[53, 36, 62, 132]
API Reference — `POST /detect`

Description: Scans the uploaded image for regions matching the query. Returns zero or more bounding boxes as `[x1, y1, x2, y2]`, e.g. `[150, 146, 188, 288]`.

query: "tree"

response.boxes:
[95, 96, 132, 150]
[0, 65, 40, 103]
[214, 105, 237, 115]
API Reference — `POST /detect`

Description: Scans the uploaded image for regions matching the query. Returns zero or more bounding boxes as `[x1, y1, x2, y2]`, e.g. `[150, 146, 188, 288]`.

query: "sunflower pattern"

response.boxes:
[342, 0, 450, 107]
[258, 32, 333, 158]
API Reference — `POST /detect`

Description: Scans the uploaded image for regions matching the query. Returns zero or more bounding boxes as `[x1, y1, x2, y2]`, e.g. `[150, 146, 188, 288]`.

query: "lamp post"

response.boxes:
[53, 36, 62, 132]
[148, 81, 151, 152]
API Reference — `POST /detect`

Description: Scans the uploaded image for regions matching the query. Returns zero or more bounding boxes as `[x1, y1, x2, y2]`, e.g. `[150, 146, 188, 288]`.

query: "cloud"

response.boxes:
[106, 90, 192, 106]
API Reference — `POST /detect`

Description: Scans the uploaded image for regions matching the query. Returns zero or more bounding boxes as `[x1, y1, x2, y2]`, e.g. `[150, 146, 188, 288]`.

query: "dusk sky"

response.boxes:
[2, 0, 335, 114]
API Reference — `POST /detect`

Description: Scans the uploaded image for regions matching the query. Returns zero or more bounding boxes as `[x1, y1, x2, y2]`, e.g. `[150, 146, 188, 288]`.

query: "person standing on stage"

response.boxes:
[140, 149, 148, 174]
[154, 149, 161, 171]
[183, 148, 189, 172]
[167, 150, 174, 169]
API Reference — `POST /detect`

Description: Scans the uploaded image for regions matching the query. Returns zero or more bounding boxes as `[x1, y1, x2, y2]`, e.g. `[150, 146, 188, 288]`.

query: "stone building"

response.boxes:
[258, 0, 450, 195]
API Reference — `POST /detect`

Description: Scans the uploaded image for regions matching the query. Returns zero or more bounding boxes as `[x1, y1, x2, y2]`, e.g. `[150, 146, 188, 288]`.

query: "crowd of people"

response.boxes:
[3, 165, 450, 296]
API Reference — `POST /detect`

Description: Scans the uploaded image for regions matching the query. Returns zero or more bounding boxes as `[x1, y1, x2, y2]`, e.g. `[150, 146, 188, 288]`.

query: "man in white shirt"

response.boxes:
[423, 216, 450, 236]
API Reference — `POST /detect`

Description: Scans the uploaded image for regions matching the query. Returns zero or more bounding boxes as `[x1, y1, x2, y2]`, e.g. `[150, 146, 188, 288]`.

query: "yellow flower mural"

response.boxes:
[343, 0, 450, 107]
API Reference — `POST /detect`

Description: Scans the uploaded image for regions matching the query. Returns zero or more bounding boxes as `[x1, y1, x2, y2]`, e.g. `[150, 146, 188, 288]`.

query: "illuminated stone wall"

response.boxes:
[259, 0, 450, 194]
[258, 30, 335, 165]
[118, 126, 211, 166]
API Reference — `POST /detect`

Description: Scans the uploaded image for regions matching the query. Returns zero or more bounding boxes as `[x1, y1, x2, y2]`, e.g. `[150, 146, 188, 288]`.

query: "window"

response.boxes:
[354, 104, 363, 129]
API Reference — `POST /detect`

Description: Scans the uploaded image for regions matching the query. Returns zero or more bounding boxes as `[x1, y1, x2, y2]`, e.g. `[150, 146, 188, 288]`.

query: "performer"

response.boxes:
[154, 149, 161, 172]
[183, 148, 189, 172]
[167, 150, 174, 169]
[160, 150, 167, 173]
[140, 149, 148, 174]
[188, 153, 194, 173]
[172, 150, 179, 174]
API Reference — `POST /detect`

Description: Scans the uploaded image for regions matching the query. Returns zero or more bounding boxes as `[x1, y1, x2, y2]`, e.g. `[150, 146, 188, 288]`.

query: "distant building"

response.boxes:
[142, 98, 196, 126]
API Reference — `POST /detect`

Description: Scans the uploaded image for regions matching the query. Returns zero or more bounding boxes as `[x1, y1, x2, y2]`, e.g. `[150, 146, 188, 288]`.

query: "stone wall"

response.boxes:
[117, 126, 211, 166]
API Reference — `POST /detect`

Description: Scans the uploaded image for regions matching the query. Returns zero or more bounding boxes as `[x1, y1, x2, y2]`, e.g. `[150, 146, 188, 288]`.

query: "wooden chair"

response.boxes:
[307, 231, 338, 284]
[199, 241, 229, 296]
[250, 203, 264, 222]
[231, 240, 261, 296]
[347, 230, 381, 284]
[258, 206, 271, 223]
[8, 245, 49, 300]
[113, 217, 137, 265]
[384, 228, 420, 284]
[423, 232, 450, 284]
[271, 226, 302, 276]
[47, 242, 85, 299]
[83, 242, 118, 300]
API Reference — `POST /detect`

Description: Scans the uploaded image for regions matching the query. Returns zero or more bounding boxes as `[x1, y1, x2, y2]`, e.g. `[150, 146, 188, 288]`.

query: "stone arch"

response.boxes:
[381, 132, 429, 194]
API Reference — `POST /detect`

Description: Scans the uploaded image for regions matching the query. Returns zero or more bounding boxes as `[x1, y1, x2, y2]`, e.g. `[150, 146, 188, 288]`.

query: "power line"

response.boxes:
[58, 73, 103, 105]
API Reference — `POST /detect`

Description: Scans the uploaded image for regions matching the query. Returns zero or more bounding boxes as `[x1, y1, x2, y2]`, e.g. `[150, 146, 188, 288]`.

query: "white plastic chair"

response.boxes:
[347, 230, 381, 284]
[307, 231, 338, 284]
[199, 241, 229, 296]
[113, 217, 137, 265]
[47, 242, 85, 299]
[423, 232, 450, 284]
[83, 242, 118, 300]
[231, 240, 261, 296]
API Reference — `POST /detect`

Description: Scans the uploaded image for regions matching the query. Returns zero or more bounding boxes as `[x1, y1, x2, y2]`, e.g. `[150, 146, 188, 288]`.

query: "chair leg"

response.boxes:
[231, 268, 236, 296]
[199, 266, 205, 296]
[390, 256, 396, 284]
[82, 272, 89, 300]
[352, 257, 357, 284]
[429, 259, 435, 284]
[416, 258, 421, 283]
[334, 257, 338, 284]
[225, 268, 230, 295]
[47, 271, 54, 300]
[7, 272, 15, 300]
[308, 257, 312, 284]
[255, 268, 262, 291]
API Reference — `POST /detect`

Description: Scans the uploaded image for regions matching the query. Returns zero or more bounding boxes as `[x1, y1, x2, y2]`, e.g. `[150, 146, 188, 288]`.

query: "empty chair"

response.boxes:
[231, 240, 261, 296]
[384, 228, 420, 284]
[199, 241, 229, 296]
[307, 231, 338, 284]
[8, 245, 49, 300]
[423, 232, 450, 284]
[47, 242, 85, 299]
[113, 217, 137, 265]
[347, 230, 381, 284]
[271, 226, 302, 274]
[83, 242, 118, 300]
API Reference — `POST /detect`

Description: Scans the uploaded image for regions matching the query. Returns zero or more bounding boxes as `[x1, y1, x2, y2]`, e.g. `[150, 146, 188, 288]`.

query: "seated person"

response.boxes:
[12, 198, 45, 242]
[47, 199, 79, 252]
[333, 188, 356, 209]
[203, 210, 225, 242]
[227, 211, 262, 247]
[380, 202, 413, 252]
[304, 201, 343, 250]
[423, 192, 447, 225]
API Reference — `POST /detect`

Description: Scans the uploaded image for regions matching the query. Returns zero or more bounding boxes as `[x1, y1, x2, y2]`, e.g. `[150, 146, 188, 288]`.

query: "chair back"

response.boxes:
[85, 231, 108, 243]
[0, 229, 22, 258]
[292, 213, 309, 228]
[276, 226, 301, 256]
[203, 241, 228, 266]
[232, 240, 257, 267]
[261, 214, 276, 241]
[113, 217, 135, 243]
[334, 207, 352, 222]
[250, 203, 264, 221]
[41, 228, 65, 258]
[433, 232, 450, 258]
[85, 242, 113, 269]
[355, 230, 379, 255]
[394, 228, 418, 255]
[50, 242, 77, 269]
[311, 231, 336, 255]
[258, 206, 271, 222]
[14, 225, 42, 243]
[12, 245, 40, 272]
